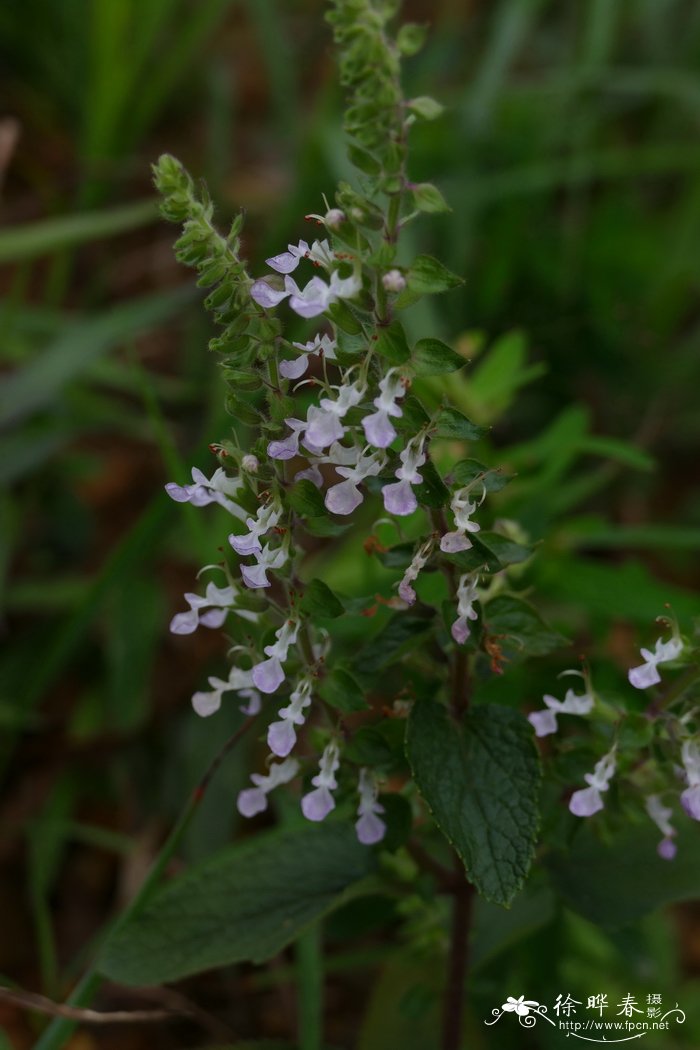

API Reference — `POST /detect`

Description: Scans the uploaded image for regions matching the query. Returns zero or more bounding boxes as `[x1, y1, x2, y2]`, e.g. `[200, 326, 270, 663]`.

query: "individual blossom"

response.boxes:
[502, 997, 540, 1018]
[440, 486, 481, 553]
[192, 666, 261, 718]
[362, 369, 407, 448]
[528, 681, 594, 738]
[451, 573, 479, 645]
[241, 454, 259, 473]
[252, 617, 300, 694]
[325, 449, 385, 516]
[240, 542, 288, 590]
[169, 581, 237, 635]
[253, 268, 361, 320]
[301, 741, 340, 822]
[397, 538, 434, 605]
[305, 207, 344, 230]
[267, 677, 313, 758]
[305, 377, 366, 450]
[229, 501, 282, 557]
[237, 758, 299, 818]
[680, 739, 700, 821]
[268, 418, 323, 461]
[165, 466, 246, 519]
[628, 631, 683, 689]
[645, 794, 677, 860]
[280, 333, 337, 380]
[382, 269, 406, 293]
[569, 747, 617, 817]
[382, 434, 426, 516]
[355, 768, 386, 845]
[265, 238, 333, 275]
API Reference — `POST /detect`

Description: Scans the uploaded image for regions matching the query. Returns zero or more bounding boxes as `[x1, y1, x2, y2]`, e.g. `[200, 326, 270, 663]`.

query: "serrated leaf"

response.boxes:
[478, 532, 532, 567]
[288, 480, 326, 518]
[375, 321, 410, 365]
[482, 595, 567, 661]
[433, 407, 486, 440]
[327, 299, 363, 334]
[300, 579, 345, 620]
[320, 666, 368, 712]
[408, 96, 444, 121]
[354, 610, 435, 678]
[412, 183, 451, 214]
[414, 457, 449, 508]
[412, 338, 465, 376]
[100, 824, 376, 986]
[406, 701, 540, 905]
[452, 459, 511, 492]
[396, 255, 463, 307]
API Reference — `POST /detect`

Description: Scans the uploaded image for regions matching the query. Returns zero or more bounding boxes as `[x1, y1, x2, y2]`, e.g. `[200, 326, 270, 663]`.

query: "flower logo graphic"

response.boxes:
[502, 995, 540, 1017]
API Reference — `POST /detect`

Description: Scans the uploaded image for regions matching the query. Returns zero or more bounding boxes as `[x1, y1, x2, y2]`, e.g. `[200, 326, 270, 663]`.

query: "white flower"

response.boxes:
[192, 667, 261, 718]
[451, 573, 479, 645]
[280, 333, 337, 380]
[528, 683, 594, 738]
[305, 378, 366, 450]
[362, 369, 407, 449]
[381, 434, 426, 516]
[252, 618, 300, 695]
[325, 449, 385, 516]
[645, 794, 677, 860]
[398, 538, 434, 605]
[440, 487, 481, 553]
[240, 542, 288, 590]
[628, 634, 682, 689]
[355, 768, 386, 845]
[268, 677, 313, 757]
[680, 739, 700, 821]
[301, 741, 340, 822]
[382, 269, 406, 293]
[569, 747, 616, 817]
[237, 758, 299, 818]
[170, 581, 237, 635]
[229, 501, 282, 557]
[165, 466, 247, 520]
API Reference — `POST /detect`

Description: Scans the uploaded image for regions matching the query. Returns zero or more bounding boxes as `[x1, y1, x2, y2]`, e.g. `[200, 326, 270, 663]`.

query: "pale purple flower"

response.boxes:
[451, 573, 479, 645]
[237, 757, 299, 818]
[382, 269, 406, 293]
[645, 794, 677, 860]
[280, 333, 337, 380]
[229, 501, 282, 557]
[362, 370, 407, 449]
[252, 618, 300, 695]
[295, 462, 324, 487]
[305, 378, 366, 450]
[301, 741, 340, 822]
[267, 677, 313, 758]
[165, 466, 246, 520]
[680, 740, 700, 821]
[250, 279, 290, 309]
[191, 667, 261, 718]
[240, 542, 287, 589]
[241, 454, 259, 473]
[285, 269, 361, 319]
[355, 768, 386, 845]
[325, 449, 385, 516]
[528, 684, 594, 738]
[397, 539, 434, 605]
[382, 435, 426, 517]
[170, 581, 237, 635]
[440, 487, 481, 553]
[265, 239, 314, 275]
[569, 748, 616, 817]
[628, 635, 683, 689]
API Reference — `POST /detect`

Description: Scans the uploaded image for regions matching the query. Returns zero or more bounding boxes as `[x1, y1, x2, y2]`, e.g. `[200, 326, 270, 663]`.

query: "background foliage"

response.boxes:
[1, 1, 699, 1047]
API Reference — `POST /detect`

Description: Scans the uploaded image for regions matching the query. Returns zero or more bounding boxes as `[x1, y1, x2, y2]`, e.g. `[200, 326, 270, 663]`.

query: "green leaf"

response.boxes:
[463, 330, 545, 424]
[548, 820, 700, 927]
[477, 532, 533, 567]
[396, 395, 430, 432]
[319, 666, 368, 712]
[397, 255, 463, 307]
[304, 516, 352, 538]
[300, 579, 345, 620]
[0, 199, 157, 263]
[354, 610, 435, 678]
[414, 458, 449, 508]
[452, 459, 511, 492]
[100, 824, 376, 986]
[375, 321, 411, 365]
[348, 144, 382, 175]
[396, 22, 427, 56]
[406, 701, 541, 905]
[326, 299, 363, 334]
[412, 183, 451, 214]
[412, 338, 465, 376]
[433, 407, 486, 440]
[407, 96, 444, 121]
[482, 595, 567, 661]
[288, 480, 326, 518]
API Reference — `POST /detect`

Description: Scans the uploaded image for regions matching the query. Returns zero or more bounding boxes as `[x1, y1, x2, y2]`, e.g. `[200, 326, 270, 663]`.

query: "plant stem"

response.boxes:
[33, 714, 259, 1050]
[441, 864, 474, 1050]
[296, 923, 324, 1050]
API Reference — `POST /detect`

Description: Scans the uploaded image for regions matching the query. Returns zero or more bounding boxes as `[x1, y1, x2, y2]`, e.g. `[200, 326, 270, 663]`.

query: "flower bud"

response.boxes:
[382, 269, 406, 293]
[241, 454, 259, 473]
[325, 208, 345, 229]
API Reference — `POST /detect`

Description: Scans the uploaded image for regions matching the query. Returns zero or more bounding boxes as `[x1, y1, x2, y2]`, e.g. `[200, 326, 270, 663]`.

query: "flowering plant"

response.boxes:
[38, 3, 698, 1049]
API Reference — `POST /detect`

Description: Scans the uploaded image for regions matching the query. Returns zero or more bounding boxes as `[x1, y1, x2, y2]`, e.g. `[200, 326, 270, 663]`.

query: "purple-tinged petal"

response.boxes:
[229, 533, 263, 556]
[238, 689, 261, 716]
[192, 690, 222, 717]
[681, 784, 700, 821]
[382, 479, 417, 517]
[165, 482, 192, 502]
[528, 709, 559, 737]
[266, 251, 300, 274]
[362, 410, 397, 449]
[241, 563, 271, 589]
[296, 464, 324, 488]
[569, 786, 603, 817]
[398, 579, 417, 605]
[628, 662, 661, 690]
[268, 720, 297, 758]
[252, 656, 285, 694]
[451, 617, 470, 646]
[237, 787, 268, 818]
[325, 479, 362, 516]
[356, 811, 387, 845]
[301, 786, 335, 822]
[657, 837, 677, 860]
[268, 433, 301, 460]
[198, 607, 228, 629]
[279, 355, 309, 380]
[305, 407, 345, 449]
[169, 609, 199, 635]
[250, 279, 289, 309]
[440, 531, 473, 553]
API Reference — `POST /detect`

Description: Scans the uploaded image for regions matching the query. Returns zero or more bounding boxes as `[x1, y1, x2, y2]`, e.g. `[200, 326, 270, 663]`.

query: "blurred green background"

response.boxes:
[1, 1, 699, 1047]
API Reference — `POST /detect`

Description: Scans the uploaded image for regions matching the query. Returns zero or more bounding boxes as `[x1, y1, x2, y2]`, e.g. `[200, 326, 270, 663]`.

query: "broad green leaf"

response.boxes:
[288, 480, 326, 518]
[452, 458, 511, 492]
[462, 330, 545, 424]
[414, 458, 449, 508]
[354, 610, 435, 678]
[548, 821, 700, 926]
[412, 183, 451, 214]
[406, 701, 541, 905]
[100, 824, 376, 986]
[300, 579, 345, 620]
[305, 516, 352, 538]
[411, 338, 465, 376]
[348, 144, 382, 175]
[482, 595, 567, 661]
[320, 666, 368, 712]
[397, 254, 462, 307]
[433, 407, 486, 440]
[375, 320, 411, 365]
[477, 531, 533, 567]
